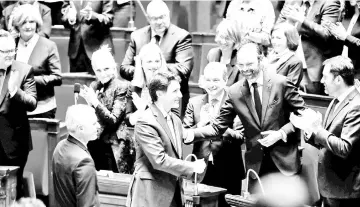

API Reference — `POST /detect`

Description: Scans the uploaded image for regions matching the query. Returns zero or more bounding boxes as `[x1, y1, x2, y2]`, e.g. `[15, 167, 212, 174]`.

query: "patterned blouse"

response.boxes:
[90, 77, 135, 174]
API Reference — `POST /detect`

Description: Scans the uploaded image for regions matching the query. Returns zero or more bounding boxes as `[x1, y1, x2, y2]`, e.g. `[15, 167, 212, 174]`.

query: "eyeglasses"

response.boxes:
[0, 49, 16, 56]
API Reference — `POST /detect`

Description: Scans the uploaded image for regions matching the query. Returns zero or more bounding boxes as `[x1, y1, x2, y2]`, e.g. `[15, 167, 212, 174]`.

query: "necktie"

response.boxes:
[166, 113, 178, 153]
[252, 82, 262, 121]
[210, 98, 219, 116]
[326, 98, 339, 125]
[154, 35, 161, 45]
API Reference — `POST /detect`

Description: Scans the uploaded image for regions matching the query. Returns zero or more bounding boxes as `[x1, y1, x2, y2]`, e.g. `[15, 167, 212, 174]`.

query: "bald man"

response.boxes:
[120, 0, 193, 116]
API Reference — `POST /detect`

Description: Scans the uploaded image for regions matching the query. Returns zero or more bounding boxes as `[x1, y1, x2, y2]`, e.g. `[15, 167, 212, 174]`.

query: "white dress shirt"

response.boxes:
[16, 34, 39, 64]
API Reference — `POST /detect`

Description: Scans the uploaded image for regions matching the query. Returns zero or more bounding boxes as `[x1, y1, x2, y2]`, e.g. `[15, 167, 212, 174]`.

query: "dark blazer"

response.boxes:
[0, 60, 37, 159]
[338, 5, 360, 75]
[183, 89, 245, 193]
[127, 104, 194, 207]
[277, 0, 342, 82]
[193, 72, 306, 176]
[1, 2, 52, 38]
[62, 0, 114, 59]
[17, 36, 62, 112]
[276, 54, 303, 87]
[52, 135, 100, 207]
[207, 47, 241, 86]
[307, 89, 360, 199]
[120, 24, 194, 108]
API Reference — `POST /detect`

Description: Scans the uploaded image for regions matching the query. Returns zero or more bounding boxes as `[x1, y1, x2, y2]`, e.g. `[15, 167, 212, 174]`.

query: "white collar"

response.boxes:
[19, 33, 39, 47]
[155, 102, 170, 118]
[208, 89, 225, 104]
[336, 86, 355, 103]
[247, 70, 264, 87]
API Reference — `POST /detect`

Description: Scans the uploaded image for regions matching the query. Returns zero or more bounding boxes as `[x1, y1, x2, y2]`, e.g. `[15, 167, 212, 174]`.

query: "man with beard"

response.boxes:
[120, 0, 193, 116]
[186, 42, 306, 191]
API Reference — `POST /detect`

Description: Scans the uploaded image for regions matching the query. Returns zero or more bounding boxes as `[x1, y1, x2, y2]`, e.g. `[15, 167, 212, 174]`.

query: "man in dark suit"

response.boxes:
[278, 0, 342, 94]
[61, 0, 114, 74]
[1, 0, 52, 38]
[183, 62, 245, 207]
[0, 30, 37, 198]
[186, 42, 306, 191]
[291, 56, 360, 207]
[52, 104, 101, 207]
[126, 72, 205, 207]
[120, 0, 193, 116]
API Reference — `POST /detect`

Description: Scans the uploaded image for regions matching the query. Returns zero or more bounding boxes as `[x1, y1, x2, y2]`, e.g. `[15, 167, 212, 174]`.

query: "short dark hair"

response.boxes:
[148, 72, 179, 102]
[272, 23, 300, 51]
[323, 56, 355, 86]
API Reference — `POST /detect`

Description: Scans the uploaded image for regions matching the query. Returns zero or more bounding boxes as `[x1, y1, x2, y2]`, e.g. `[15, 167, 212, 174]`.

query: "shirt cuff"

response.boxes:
[279, 129, 287, 142]
[9, 87, 17, 98]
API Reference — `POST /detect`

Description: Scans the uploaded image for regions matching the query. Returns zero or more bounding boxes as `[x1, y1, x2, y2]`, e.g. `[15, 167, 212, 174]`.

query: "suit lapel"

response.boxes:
[241, 79, 260, 127]
[0, 68, 11, 107]
[28, 38, 41, 64]
[150, 104, 180, 157]
[261, 73, 272, 126]
[170, 112, 182, 157]
[325, 89, 358, 129]
[159, 24, 173, 48]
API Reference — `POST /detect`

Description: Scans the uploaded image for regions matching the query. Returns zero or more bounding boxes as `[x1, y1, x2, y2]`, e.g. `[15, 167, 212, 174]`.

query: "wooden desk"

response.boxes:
[184, 181, 227, 207]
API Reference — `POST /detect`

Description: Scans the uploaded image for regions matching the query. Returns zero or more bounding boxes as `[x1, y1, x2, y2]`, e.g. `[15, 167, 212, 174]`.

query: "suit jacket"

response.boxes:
[120, 24, 194, 101]
[308, 89, 360, 198]
[338, 5, 360, 75]
[276, 54, 303, 87]
[207, 47, 241, 86]
[127, 104, 194, 207]
[277, 0, 342, 82]
[17, 36, 62, 111]
[62, 0, 114, 59]
[52, 135, 100, 207]
[183, 89, 245, 193]
[193, 72, 305, 176]
[1, 2, 52, 38]
[0, 61, 37, 159]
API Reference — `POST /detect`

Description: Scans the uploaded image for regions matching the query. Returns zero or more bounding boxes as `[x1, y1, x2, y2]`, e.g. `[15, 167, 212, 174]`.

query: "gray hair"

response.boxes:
[65, 104, 96, 135]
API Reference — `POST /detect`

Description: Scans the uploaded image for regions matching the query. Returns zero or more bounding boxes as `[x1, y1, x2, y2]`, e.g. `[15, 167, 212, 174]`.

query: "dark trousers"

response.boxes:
[87, 139, 118, 173]
[323, 197, 360, 207]
[27, 108, 56, 119]
[0, 144, 29, 200]
[69, 40, 93, 74]
[170, 181, 182, 207]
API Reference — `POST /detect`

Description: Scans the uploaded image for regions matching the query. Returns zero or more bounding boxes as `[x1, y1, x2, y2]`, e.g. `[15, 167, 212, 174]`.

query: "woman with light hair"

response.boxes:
[12, 3, 62, 118]
[207, 18, 242, 86]
[79, 45, 134, 174]
[126, 42, 175, 126]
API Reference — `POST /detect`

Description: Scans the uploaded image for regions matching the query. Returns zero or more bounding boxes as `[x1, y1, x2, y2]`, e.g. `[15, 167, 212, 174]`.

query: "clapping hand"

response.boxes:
[328, 22, 347, 41]
[80, 2, 93, 20]
[290, 108, 322, 135]
[282, 4, 305, 24]
[79, 85, 99, 107]
[131, 92, 147, 111]
[258, 130, 282, 147]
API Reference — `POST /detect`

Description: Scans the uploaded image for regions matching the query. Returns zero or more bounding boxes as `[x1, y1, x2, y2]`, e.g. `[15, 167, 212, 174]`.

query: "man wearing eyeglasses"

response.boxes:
[0, 29, 37, 199]
[120, 0, 193, 117]
[186, 42, 306, 192]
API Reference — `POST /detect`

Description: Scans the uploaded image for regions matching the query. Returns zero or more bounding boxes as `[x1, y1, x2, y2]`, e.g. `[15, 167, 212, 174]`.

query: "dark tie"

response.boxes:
[326, 98, 339, 125]
[252, 82, 262, 121]
[303, 1, 310, 17]
[154, 35, 161, 45]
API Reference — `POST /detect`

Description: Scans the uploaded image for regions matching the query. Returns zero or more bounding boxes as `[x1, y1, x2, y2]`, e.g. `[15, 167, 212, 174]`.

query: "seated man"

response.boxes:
[183, 62, 245, 207]
[120, 0, 193, 116]
[52, 104, 101, 207]
[127, 72, 206, 207]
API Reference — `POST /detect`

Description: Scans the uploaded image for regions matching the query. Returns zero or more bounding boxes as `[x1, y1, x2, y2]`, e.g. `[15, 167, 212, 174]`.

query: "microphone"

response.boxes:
[74, 83, 81, 105]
